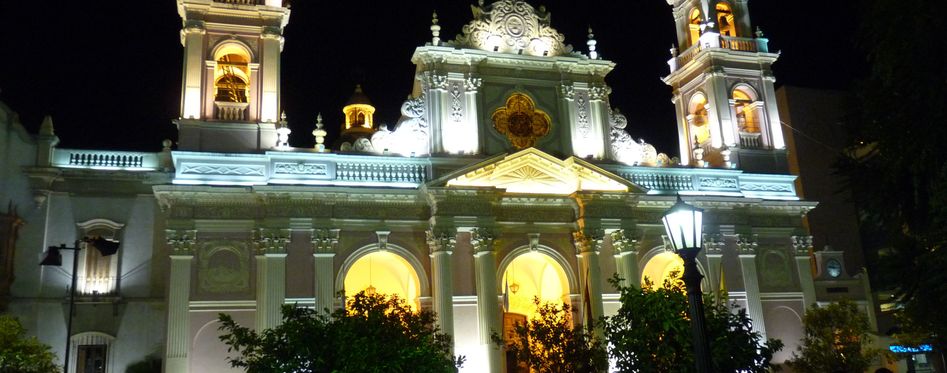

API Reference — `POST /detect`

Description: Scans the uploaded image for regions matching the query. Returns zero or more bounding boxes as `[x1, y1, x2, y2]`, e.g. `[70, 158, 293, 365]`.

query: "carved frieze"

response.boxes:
[573, 228, 604, 254]
[470, 228, 497, 254]
[198, 241, 250, 295]
[426, 229, 457, 254]
[311, 229, 340, 254]
[449, 80, 465, 123]
[609, 229, 640, 255]
[273, 162, 329, 177]
[791, 235, 813, 256]
[453, 0, 569, 57]
[166, 229, 198, 256]
[254, 228, 290, 255]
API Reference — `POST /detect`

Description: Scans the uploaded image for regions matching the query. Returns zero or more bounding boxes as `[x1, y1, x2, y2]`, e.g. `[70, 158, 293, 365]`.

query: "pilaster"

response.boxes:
[470, 228, 502, 373]
[609, 229, 640, 289]
[736, 233, 766, 339]
[792, 235, 816, 308]
[703, 233, 726, 302]
[254, 228, 289, 331]
[311, 228, 340, 314]
[165, 230, 196, 373]
[426, 228, 456, 339]
[573, 229, 605, 334]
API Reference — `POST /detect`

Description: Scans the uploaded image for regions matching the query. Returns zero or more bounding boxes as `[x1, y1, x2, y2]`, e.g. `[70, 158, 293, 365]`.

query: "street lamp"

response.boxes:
[39, 237, 120, 373]
[661, 196, 712, 373]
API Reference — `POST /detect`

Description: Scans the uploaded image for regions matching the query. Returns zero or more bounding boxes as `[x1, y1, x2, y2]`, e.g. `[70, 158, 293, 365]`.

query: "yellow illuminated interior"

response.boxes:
[344, 251, 420, 310]
[501, 251, 570, 319]
[343, 103, 375, 131]
[716, 3, 736, 37]
[213, 47, 250, 103]
[733, 88, 760, 133]
[688, 8, 702, 47]
[688, 94, 711, 144]
[641, 252, 685, 290]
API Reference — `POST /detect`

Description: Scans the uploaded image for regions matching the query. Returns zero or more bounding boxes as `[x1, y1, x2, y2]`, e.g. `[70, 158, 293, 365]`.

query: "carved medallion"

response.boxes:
[492, 93, 551, 149]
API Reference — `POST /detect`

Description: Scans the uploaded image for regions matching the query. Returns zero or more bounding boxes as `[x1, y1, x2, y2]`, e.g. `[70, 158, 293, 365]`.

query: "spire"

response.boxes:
[587, 26, 598, 60]
[431, 11, 441, 46]
[39, 115, 55, 136]
[275, 111, 291, 149]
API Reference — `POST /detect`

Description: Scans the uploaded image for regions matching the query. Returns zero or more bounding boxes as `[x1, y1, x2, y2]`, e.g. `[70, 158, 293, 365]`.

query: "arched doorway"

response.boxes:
[343, 250, 421, 309]
[641, 251, 686, 289]
[500, 251, 571, 319]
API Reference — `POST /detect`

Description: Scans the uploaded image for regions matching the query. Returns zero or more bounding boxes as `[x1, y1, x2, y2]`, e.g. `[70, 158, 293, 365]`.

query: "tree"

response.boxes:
[218, 291, 463, 372]
[491, 299, 607, 373]
[603, 276, 782, 372]
[837, 0, 947, 347]
[788, 300, 889, 373]
[0, 315, 59, 373]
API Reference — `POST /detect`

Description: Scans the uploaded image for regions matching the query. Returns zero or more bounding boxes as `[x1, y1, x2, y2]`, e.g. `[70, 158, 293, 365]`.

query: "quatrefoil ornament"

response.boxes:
[492, 93, 551, 149]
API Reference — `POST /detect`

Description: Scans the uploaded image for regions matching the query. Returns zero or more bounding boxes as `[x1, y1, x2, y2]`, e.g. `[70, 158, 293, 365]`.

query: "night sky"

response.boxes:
[0, 1, 861, 156]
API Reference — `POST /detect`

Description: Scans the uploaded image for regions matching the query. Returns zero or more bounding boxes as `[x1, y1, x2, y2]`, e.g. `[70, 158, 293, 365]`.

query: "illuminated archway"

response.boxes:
[641, 251, 686, 289]
[688, 8, 703, 47]
[500, 250, 571, 319]
[343, 250, 421, 309]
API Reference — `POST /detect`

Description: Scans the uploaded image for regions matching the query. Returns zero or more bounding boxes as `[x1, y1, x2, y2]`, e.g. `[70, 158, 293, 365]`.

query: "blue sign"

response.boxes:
[889, 344, 934, 354]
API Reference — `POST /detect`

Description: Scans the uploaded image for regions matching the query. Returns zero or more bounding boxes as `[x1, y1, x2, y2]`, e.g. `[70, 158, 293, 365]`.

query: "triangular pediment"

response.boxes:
[435, 148, 641, 195]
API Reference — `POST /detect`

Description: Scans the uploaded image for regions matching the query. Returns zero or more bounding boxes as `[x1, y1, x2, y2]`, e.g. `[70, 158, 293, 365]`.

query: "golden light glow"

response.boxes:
[492, 93, 551, 150]
[715, 3, 736, 37]
[213, 49, 251, 103]
[641, 252, 685, 290]
[344, 251, 420, 309]
[687, 94, 711, 145]
[733, 88, 760, 133]
[343, 104, 376, 131]
[502, 251, 569, 319]
[688, 8, 702, 47]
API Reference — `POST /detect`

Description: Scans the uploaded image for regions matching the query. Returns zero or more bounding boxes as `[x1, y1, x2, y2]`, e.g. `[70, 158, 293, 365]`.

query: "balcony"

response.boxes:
[214, 101, 250, 121]
[54, 149, 161, 171]
[739, 131, 763, 149]
[668, 35, 771, 73]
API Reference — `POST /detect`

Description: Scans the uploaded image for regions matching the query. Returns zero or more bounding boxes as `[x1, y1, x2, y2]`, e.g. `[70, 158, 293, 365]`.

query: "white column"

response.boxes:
[259, 28, 282, 123]
[255, 229, 289, 331]
[312, 229, 340, 314]
[609, 230, 640, 289]
[793, 236, 816, 308]
[574, 231, 605, 335]
[180, 22, 205, 120]
[165, 230, 196, 373]
[738, 237, 767, 339]
[704, 235, 727, 303]
[471, 230, 502, 373]
[427, 230, 456, 338]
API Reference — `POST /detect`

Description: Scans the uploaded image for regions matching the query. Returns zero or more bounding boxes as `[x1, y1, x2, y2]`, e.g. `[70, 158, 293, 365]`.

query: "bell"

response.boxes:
[87, 236, 120, 256]
[39, 246, 63, 267]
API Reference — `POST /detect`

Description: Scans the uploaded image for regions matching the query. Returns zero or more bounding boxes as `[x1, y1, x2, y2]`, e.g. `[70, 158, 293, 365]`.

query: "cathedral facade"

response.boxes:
[0, 0, 876, 372]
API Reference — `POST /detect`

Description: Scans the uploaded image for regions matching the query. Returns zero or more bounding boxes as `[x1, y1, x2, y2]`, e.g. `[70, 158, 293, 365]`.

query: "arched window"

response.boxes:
[344, 250, 421, 310]
[687, 93, 711, 145]
[688, 8, 703, 47]
[69, 332, 115, 373]
[716, 3, 736, 37]
[732, 85, 764, 148]
[76, 219, 123, 296]
[500, 251, 570, 319]
[213, 45, 251, 103]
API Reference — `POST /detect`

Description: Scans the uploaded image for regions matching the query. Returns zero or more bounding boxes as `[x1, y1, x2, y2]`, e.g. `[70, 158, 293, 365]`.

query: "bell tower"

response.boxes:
[663, 0, 786, 173]
[175, 0, 290, 153]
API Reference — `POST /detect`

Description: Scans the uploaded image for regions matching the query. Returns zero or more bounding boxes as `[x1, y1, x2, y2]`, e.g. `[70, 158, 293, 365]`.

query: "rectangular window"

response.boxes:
[77, 345, 107, 373]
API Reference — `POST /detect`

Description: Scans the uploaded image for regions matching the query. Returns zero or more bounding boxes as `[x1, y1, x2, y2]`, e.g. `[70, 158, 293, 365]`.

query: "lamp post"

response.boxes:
[661, 196, 712, 373]
[40, 237, 119, 373]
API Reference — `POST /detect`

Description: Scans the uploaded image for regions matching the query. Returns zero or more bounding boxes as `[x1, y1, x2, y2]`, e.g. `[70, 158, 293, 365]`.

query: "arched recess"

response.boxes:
[497, 245, 577, 319]
[687, 92, 711, 146]
[639, 246, 707, 291]
[765, 306, 804, 363]
[76, 219, 124, 296]
[731, 83, 766, 148]
[69, 331, 115, 373]
[715, 2, 737, 37]
[688, 8, 703, 47]
[191, 319, 238, 373]
[337, 244, 428, 310]
[212, 41, 253, 104]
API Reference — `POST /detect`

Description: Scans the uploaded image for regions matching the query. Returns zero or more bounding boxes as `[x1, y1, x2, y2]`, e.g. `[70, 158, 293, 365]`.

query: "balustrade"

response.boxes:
[214, 101, 249, 121]
[739, 132, 763, 149]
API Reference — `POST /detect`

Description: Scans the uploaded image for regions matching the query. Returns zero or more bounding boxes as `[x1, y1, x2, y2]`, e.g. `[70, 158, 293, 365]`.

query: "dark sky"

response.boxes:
[0, 1, 861, 155]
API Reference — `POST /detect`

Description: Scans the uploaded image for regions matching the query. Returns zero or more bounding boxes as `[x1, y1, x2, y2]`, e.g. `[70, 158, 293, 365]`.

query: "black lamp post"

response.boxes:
[40, 237, 119, 373]
[661, 196, 712, 373]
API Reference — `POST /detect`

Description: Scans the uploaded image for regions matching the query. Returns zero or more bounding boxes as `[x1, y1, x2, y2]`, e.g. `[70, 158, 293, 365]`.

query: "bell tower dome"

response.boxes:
[337, 85, 379, 152]
[175, 0, 291, 153]
[663, 0, 787, 173]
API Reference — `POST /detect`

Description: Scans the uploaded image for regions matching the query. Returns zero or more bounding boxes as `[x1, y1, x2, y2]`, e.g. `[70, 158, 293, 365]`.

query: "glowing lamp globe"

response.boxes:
[661, 196, 704, 252]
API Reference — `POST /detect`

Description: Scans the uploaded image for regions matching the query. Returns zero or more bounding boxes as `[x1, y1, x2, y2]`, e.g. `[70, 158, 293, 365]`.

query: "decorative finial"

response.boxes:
[431, 11, 441, 46]
[755, 26, 764, 38]
[39, 115, 55, 136]
[587, 26, 598, 60]
[670, 44, 679, 57]
[275, 112, 291, 149]
[313, 113, 327, 152]
[280, 111, 287, 122]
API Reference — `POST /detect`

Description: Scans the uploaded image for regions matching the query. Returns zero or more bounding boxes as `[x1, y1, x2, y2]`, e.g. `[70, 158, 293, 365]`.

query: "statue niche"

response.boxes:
[492, 93, 551, 149]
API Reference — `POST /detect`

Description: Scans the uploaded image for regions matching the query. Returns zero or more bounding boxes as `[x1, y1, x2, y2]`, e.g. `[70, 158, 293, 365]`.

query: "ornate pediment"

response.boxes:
[453, 0, 571, 57]
[439, 148, 640, 195]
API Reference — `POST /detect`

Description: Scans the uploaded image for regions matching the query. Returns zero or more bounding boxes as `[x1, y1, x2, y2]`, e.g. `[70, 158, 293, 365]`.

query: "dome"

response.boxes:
[345, 84, 373, 106]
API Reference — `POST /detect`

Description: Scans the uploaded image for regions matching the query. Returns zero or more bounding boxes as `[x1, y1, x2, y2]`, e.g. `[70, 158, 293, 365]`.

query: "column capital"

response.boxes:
[426, 228, 456, 255]
[470, 228, 497, 255]
[167, 229, 197, 256]
[736, 233, 759, 256]
[791, 235, 813, 256]
[573, 228, 604, 255]
[255, 228, 290, 255]
[703, 233, 726, 255]
[311, 228, 340, 254]
[609, 229, 639, 255]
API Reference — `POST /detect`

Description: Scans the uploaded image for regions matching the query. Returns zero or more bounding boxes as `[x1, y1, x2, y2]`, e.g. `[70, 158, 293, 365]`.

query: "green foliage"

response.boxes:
[0, 315, 59, 373]
[838, 0, 947, 347]
[788, 300, 889, 373]
[491, 299, 607, 373]
[218, 291, 463, 373]
[603, 275, 781, 373]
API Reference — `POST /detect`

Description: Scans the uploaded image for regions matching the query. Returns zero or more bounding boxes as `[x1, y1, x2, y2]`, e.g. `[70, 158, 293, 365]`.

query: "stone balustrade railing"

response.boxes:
[606, 164, 798, 199]
[669, 35, 771, 73]
[739, 131, 763, 149]
[54, 149, 161, 171]
[214, 101, 249, 121]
